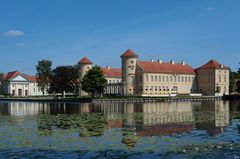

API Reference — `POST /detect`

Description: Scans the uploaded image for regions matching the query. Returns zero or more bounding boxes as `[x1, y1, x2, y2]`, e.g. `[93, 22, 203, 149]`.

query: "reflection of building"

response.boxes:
[78, 49, 229, 96]
[0, 71, 46, 96]
[195, 100, 229, 136]
[0, 101, 49, 116]
[0, 101, 230, 138]
[96, 101, 230, 137]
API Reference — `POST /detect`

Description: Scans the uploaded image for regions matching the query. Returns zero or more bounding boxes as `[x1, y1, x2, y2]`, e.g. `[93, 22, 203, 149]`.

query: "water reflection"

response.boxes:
[0, 101, 233, 139]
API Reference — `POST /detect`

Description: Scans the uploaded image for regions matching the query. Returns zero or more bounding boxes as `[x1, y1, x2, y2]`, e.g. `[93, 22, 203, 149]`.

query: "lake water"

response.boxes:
[0, 100, 240, 158]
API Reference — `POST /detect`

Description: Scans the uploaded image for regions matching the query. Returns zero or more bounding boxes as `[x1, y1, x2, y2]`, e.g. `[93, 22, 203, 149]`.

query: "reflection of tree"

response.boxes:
[37, 115, 54, 136]
[37, 113, 107, 137]
[121, 126, 138, 148]
[0, 103, 9, 115]
[79, 113, 107, 137]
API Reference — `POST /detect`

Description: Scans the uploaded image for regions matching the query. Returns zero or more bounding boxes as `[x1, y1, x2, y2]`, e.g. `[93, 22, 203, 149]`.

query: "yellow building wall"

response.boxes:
[135, 71, 196, 96]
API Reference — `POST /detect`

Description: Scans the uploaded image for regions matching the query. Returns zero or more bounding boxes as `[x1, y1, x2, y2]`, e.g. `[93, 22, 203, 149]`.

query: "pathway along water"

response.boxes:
[0, 95, 223, 104]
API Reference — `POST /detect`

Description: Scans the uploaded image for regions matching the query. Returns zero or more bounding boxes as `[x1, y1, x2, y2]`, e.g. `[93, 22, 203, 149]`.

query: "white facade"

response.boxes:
[1, 73, 46, 97]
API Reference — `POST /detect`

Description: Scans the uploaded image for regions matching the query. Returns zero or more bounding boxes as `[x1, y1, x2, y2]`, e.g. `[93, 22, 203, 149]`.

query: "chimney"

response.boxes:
[170, 60, 175, 64]
[150, 58, 154, 62]
[181, 61, 185, 65]
[220, 64, 224, 68]
[106, 65, 111, 69]
[157, 59, 162, 64]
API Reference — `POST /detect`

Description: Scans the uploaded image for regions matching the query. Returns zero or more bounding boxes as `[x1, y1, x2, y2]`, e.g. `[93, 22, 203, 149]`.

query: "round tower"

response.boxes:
[120, 49, 138, 96]
[78, 57, 93, 96]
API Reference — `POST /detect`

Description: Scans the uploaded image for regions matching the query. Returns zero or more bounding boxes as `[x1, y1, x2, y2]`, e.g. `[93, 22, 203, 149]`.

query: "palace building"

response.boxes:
[0, 71, 45, 96]
[78, 49, 230, 96]
[0, 49, 229, 97]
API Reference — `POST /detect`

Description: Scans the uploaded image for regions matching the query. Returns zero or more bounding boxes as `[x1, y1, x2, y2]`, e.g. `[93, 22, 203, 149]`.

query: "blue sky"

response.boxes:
[0, 0, 240, 74]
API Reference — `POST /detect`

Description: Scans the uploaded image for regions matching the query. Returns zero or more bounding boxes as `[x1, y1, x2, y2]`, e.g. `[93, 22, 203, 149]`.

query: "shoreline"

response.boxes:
[0, 96, 227, 103]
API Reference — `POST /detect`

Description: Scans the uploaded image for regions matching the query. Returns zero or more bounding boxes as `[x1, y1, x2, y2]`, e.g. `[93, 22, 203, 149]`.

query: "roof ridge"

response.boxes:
[120, 49, 138, 58]
[196, 59, 228, 70]
[78, 57, 93, 64]
[137, 61, 195, 74]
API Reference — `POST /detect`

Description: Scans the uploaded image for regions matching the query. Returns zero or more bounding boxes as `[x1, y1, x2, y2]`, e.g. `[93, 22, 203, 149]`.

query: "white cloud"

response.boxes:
[15, 43, 25, 47]
[3, 30, 25, 37]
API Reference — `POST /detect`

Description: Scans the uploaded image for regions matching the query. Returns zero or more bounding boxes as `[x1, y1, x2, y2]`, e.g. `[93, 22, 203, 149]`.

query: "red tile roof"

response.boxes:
[78, 57, 93, 64]
[22, 74, 38, 83]
[107, 120, 123, 129]
[102, 67, 122, 78]
[136, 124, 195, 136]
[3, 71, 20, 80]
[137, 61, 195, 74]
[120, 49, 138, 58]
[196, 59, 228, 70]
[3, 71, 37, 83]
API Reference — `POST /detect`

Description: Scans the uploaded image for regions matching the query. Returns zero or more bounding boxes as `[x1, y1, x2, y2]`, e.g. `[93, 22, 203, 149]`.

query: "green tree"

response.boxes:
[36, 60, 52, 95]
[238, 63, 240, 74]
[0, 73, 4, 81]
[49, 66, 79, 97]
[0, 73, 4, 94]
[230, 71, 239, 92]
[237, 63, 240, 93]
[81, 65, 107, 98]
[237, 80, 240, 94]
[73, 64, 80, 96]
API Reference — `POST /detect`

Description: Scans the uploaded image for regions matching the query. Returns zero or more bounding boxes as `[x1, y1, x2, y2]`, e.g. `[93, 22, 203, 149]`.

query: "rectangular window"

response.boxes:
[166, 86, 169, 91]
[145, 86, 148, 91]
[150, 86, 153, 91]
[185, 77, 187, 82]
[166, 76, 169, 82]
[146, 75, 148, 82]
[181, 77, 184, 82]
[163, 76, 165, 82]
[155, 76, 157, 82]
[159, 76, 161, 82]
[170, 76, 173, 82]
[219, 75, 221, 82]
[12, 90, 15, 96]
[130, 76, 134, 83]
[151, 76, 153, 82]
[188, 77, 191, 82]
[224, 76, 227, 83]
[178, 76, 180, 82]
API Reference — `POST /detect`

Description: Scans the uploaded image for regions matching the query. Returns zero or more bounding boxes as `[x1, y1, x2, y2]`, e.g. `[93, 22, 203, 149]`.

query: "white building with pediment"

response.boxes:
[0, 71, 45, 96]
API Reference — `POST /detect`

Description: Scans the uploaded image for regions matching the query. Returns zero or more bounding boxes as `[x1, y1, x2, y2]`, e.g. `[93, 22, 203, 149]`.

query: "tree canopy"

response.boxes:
[49, 65, 79, 96]
[81, 65, 107, 98]
[0, 73, 4, 81]
[36, 60, 52, 95]
[230, 71, 239, 92]
[236, 80, 240, 94]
